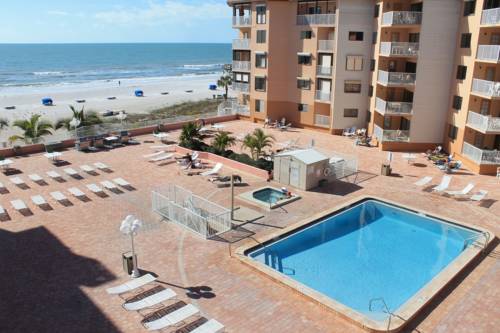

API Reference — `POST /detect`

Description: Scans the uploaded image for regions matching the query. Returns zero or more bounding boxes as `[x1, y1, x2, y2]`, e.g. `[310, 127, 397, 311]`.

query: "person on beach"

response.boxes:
[118, 80, 121, 86]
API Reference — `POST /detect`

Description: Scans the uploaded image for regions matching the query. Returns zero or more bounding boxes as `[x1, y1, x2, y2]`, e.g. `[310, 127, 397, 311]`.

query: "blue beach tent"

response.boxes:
[135, 90, 144, 97]
[42, 98, 53, 106]
[209, 84, 217, 90]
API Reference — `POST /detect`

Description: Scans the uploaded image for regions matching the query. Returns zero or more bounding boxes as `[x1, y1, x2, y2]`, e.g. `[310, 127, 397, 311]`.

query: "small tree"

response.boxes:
[217, 71, 232, 100]
[0, 118, 9, 130]
[211, 131, 235, 155]
[179, 122, 203, 149]
[241, 129, 274, 160]
[9, 114, 53, 144]
[56, 105, 102, 131]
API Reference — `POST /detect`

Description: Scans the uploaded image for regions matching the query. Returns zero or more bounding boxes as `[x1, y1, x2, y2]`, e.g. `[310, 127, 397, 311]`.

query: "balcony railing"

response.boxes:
[297, 14, 336, 26]
[316, 65, 333, 76]
[375, 97, 413, 115]
[382, 11, 422, 26]
[476, 45, 500, 62]
[232, 39, 251, 50]
[471, 79, 500, 98]
[481, 7, 500, 26]
[232, 82, 250, 93]
[378, 70, 416, 86]
[379, 42, 419, 57]
[232, 16, 251, 27]
[373, 124, 410, 142]
[217, 99, 250, 116]
[232, 61, 251, 72]
[462, 142, 500, 165]
[315, 90, 331, 102]
[466, 111, 500, 133]
[314, 114, 330, 128]
[318, 40, 334, 51]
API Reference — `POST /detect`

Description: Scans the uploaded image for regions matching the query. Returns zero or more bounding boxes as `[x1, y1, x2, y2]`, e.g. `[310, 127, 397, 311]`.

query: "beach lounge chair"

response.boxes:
[11, 199, 28, 212]
[414, 176, 432, 187]
[0, 204, 6, 217]
[86, 183, 105, 195]
[94, 162, 111, 171]
[190, 319, 225, 333]
[81, 165, 96, 174]
[432, 175, 452, 192]
[28, 174, 44, 184]
[10, 177, 25, 186]
[150, 153, 174, 162]
[47, 170, 64, 181]
[50, 191, 69, 203]
[445, 183, 474, 197]
[342, 127, 356, 137]
[0, 181, 6, 193]
[471, 190, 488, 202]
[113, 178, 130, 188]
[143, 304, 200, 331]
[31, 195, 48, 207]
[144, 151, 165, 158]
[68, 187, 86, 199]
[106, 273, 156, 295]
[64, 168, 80, 177]
[123, 288, 177, 311]
[101, 180, 119, 191]
[149, 145, 175, 151]
[201, 163, 223, 177]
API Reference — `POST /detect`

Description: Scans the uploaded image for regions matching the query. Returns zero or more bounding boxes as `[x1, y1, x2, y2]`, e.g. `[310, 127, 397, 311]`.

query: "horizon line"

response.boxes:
[0, 41, 232, 45]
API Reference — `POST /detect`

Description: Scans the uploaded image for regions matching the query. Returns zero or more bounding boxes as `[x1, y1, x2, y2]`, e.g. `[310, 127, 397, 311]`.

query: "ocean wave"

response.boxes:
[182, 63, 224, 70]
[33, 71, 65, 76]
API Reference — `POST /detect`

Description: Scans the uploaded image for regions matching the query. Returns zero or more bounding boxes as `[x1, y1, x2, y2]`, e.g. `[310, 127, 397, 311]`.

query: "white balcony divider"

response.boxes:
[375, 97, 412, 115]
[297, 14, 335, 26]
[481, 7, 500, 25]
[314, 114, 330, 127]
[373, 124, 383, 141]
[315, 90, 331, 102]
[378, 70, 416, 86]
[232, 82, 250, 93]
[462, 142, 500, 165]
[382, 11, 422, 26]
[232, 16, 252, 27]
[467, 111, 500, 132]
[477, 45, 500, 62]
[472, 79, 500, 98]
[318, 40, 334, 51]
[232, 60, 251, 71]
[379, 42, 419, 57]
[316, 65, 333, 76]
[232, 39, 251, 49]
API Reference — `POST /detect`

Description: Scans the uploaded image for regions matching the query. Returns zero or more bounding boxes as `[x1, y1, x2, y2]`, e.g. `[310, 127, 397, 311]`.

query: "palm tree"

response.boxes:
[179, 122, 203, 149]
[241, 129, 275, 160]
[211, 131, 235, 155]
[9, 114, 53, 144]
[55, 105, 102, 130]
[0, 118, 8, 130]
[217, 73, 232, 100]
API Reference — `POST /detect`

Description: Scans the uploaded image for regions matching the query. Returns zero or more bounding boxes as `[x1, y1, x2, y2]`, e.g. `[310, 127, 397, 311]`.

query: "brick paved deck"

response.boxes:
[0, 120, 498, 332]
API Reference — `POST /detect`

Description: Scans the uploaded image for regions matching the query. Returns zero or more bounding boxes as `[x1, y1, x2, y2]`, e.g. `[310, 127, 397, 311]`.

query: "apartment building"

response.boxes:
[228, 0, 500, 175]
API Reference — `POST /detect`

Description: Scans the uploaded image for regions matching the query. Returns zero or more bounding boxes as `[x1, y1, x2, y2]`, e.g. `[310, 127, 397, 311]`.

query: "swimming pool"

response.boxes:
[239, 197, 491, 331]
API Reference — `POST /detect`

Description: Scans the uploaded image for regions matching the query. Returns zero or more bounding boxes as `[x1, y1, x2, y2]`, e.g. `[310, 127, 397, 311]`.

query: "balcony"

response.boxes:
[481, 7, 500, 26]
[232, 61, 251, 72]
[232, 39, 251, 50]
[462, 142, 500, 165]
[373, 124, 410, 142]
[217, 100, 250, 116]
[476, 45, 500, 63]
[297, 14, 336, 26]
[377, 70, 416, 87]
[316, 65, 333, 77]
[315, 90, 331, 103]
[379, 42, 419, 57]
[318, 40, 334, 52]
[314, 114, 330, 128]
[471, 79, 500, 98]
[232, 82, 250, 93]
[375, 97, 413, 116]
[381, 11, 422, 26]
[232, 16, 251, 27]
[466, 111, 500, 134]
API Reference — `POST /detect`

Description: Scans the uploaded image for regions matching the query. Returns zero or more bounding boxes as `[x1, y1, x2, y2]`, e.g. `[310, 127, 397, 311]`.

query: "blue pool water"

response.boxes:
[252, 188, 286, 205]
[248, 199, 479, 321]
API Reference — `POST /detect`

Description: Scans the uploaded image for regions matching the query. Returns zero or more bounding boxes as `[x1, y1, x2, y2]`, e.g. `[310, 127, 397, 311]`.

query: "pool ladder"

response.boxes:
[369, 297, 394, 332]
[462, 231, 490, 252]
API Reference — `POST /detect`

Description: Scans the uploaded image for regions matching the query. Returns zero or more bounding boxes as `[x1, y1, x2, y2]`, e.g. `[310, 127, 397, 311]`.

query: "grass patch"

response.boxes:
[126, 99, 221, 122]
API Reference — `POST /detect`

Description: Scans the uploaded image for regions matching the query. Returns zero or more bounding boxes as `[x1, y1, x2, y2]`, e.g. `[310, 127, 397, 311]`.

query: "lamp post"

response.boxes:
[120, 215, 142, 278]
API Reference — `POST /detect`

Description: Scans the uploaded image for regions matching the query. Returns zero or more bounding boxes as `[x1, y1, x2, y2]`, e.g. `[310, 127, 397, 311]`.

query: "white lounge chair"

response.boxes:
[47, 170, 63, 180]
[432, 175, 452, 192]
[94, 162, 110, 171]
[0, 204, 5, 216]
[80, 165, 96, 173]
[201, 163, 223, 177]
[123, 288, 177, 311]
[29, 174, 44, 183]
[113, 178, 130, 187]
[101, 180, 118, 190]
[64, 168, 79, 177]
[10, 177, 25, 186]
[68, 187, 86, 198]
[471, 190, 488, 202]
[106, 273, 156, 295]
[144, 304, 200, 331]
[190, 319, 225, 333]
[445, 183, 474, 196]
[150, 145, 175, 151]
[414, 176, 432, 187]
[0, 181, 6, 191]
[31, 195, 48, 207]
[50, 191, 68, 203]
[143, 151, 165, 158]
[342, 126, 356, 137]
[150, 153, 174, 162]
[11, 199, 27, 211]
[86, 183, 105, 194]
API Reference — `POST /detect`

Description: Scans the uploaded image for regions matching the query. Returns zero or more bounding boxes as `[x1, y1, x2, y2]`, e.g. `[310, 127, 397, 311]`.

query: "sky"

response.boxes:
[0, 0, 234, 43]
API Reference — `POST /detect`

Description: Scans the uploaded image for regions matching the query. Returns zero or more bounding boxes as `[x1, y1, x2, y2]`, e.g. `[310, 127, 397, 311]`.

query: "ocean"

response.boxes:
[0, 43, 231, 89]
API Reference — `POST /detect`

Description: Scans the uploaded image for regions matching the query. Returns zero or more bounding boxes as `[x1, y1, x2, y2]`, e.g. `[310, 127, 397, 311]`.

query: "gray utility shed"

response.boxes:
[273, 149, 330, 190]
